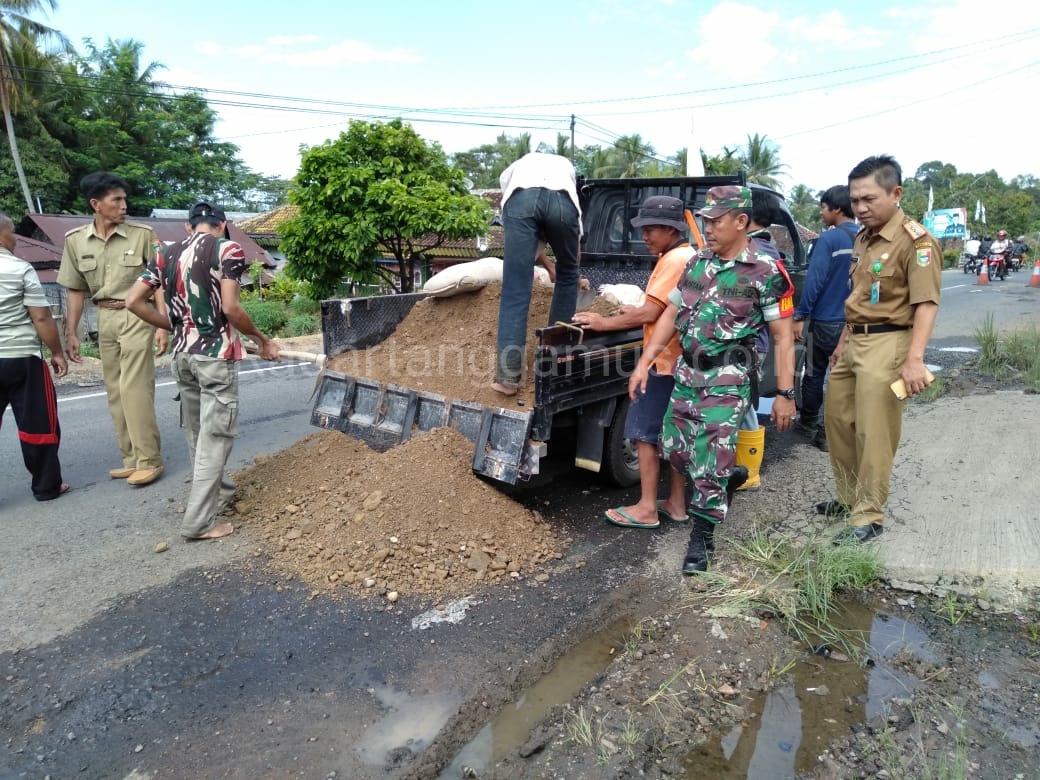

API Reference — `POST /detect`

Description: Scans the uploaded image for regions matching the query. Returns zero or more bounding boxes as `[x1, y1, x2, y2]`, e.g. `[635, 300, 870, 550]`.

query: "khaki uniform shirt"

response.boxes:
[57, 221, 159, 301]
[846, 208, 942, 327]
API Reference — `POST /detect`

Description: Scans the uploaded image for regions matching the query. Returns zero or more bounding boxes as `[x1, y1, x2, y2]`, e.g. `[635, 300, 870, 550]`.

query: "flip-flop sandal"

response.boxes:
[35, 483, 71, 501]
[656, 500, 688, 523]
[605, 507, 660, 529]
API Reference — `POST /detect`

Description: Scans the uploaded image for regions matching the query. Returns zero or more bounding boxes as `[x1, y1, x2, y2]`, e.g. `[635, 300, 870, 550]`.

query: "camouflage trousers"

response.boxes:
[660, 381, 751, 525]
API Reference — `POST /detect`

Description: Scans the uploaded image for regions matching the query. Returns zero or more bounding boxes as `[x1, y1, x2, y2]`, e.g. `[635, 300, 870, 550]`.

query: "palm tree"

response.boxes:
[740, 133, 788, 190]
[700, 147, 742, 176]
[594, 134, 655, 178]
[0, 0, 68, 214]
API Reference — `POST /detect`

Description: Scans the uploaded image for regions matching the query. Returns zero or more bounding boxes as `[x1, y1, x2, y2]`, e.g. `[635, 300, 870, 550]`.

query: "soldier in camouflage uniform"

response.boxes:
[127, 203, 280, 541]
[630, 186, 796, 575]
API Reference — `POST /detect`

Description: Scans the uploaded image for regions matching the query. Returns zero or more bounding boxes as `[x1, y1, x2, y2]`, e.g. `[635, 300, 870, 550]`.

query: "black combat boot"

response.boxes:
[682, 517, 717, 575]
[726, 466, 749, 508]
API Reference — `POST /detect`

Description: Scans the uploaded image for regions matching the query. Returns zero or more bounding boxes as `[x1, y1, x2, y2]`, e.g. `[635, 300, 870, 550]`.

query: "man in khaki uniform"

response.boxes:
[819, 155, 941, 543]
[58, 172, 166, 486]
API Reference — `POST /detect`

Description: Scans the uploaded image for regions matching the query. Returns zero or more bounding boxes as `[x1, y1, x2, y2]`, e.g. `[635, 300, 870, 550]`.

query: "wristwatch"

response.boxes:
[776, 388, 796, 400]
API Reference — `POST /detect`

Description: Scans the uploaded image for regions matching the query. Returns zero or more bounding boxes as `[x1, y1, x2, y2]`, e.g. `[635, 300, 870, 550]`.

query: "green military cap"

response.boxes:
[696, 185, 753, 218]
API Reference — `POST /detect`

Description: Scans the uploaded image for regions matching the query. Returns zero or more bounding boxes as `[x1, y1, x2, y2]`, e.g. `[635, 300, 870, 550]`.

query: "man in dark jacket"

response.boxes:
[793, 186, 859, 450]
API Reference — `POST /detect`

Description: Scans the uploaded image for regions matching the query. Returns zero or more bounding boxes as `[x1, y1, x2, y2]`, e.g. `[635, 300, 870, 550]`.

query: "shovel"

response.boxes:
[246, 342, 328, 399]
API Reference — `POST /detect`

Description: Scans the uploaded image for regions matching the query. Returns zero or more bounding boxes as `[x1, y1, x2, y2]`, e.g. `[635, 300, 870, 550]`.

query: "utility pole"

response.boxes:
[570, 114, 575, 164]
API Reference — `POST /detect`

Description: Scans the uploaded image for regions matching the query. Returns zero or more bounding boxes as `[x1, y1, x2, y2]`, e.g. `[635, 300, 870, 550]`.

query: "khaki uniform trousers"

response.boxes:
[172, 354, 239, 539]
[97, 307, 163, 470]
[824, 329, 913, 527]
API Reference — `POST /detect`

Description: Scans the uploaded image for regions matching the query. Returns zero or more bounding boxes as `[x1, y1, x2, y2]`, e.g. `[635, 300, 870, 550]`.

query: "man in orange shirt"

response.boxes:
[573, 196, 700, 528]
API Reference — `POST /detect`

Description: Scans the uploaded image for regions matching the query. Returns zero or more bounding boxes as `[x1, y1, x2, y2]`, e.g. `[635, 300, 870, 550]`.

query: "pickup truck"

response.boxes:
[308, 173, 806, 488]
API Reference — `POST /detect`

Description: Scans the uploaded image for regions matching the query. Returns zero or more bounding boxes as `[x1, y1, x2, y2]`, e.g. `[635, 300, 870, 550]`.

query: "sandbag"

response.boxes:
[423, 257, 551, 298]
[597, 283, 645, 308]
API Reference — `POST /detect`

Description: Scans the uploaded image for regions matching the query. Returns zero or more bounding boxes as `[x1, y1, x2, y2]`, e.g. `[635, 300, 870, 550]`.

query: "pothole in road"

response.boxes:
[354, 685, 466, 770]
[442, 616, 635, 777]
[683, 603, 936, 778]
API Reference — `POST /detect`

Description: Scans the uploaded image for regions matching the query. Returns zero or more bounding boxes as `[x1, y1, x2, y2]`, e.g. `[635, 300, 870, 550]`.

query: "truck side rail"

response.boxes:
[320, 292, 427, 357]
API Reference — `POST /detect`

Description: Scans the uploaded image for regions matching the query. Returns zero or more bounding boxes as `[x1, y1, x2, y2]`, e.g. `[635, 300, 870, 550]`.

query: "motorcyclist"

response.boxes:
[987, 230, 1011, 278]
[1011, 235, 1029, 271]
[990, 230, 1012, 261]
[963, 235, 981, 274]
[978, 234, 993, 258]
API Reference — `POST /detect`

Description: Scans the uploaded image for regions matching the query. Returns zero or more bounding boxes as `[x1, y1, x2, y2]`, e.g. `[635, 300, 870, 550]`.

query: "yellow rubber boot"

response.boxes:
[735, 429, 765, 490]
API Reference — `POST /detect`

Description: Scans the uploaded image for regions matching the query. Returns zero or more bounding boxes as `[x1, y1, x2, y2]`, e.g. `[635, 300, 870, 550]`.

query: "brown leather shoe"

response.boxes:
[127, 465, 164, 486]
[109, 467, 137, 479]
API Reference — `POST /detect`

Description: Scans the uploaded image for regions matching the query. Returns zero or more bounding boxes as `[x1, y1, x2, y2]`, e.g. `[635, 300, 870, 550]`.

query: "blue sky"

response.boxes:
[43, 0, 1040, 199]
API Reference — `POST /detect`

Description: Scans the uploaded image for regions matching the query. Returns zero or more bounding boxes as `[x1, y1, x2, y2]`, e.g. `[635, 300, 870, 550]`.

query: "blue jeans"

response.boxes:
[495, 187, 581, 385]
[800, 320, 845, 426]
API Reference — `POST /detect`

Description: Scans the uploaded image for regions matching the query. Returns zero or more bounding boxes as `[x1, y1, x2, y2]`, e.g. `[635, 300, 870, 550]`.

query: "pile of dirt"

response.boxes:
[232, 427, 569, 602]
[326, 282, 621, 407]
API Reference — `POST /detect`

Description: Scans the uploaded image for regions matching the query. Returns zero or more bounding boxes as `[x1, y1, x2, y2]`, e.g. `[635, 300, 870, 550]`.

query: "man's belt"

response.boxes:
[683, 341, 757, 372]
[95, 299, 126, 310]
[847, 323, 910, 335]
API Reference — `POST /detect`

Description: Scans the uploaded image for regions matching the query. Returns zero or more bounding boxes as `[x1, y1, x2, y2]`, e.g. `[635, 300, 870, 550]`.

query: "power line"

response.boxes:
[435, 27, 1040, 110]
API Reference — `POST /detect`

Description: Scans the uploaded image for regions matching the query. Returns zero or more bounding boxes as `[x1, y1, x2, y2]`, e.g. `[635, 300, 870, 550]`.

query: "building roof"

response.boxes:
[237, 204, 299, 237]
[16, 214, 274, 267]
[150, 208, 261, 223]
[13, 234, 63, 266]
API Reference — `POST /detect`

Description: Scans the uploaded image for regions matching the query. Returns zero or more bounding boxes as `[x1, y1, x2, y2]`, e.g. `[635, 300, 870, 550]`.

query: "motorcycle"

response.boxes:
[985, 250, 1009, 280]
[962, 253, 980, 274]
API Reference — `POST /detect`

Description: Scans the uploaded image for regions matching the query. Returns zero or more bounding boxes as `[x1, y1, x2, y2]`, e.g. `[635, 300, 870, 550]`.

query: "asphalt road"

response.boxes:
[931, 267, 1040, 341]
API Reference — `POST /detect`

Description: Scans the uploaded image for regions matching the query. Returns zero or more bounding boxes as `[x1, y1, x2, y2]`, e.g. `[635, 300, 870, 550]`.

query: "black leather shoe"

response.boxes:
[832, 523, 884, 545]
[811, 430, 829, 452]
[815, 499, 851, 517]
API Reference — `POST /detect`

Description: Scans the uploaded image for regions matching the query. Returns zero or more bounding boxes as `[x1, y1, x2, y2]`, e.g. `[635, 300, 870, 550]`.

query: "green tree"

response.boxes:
[452, 132, 533, 189]
[283, 118, 492, 296]
[739, 133, 787, 189]
[593, 133, 655, 178]
[788, 183, 821, 231]
[61, 38, 256, 214]
[0, 0, 68, 214]
[700, 146, 742, 176]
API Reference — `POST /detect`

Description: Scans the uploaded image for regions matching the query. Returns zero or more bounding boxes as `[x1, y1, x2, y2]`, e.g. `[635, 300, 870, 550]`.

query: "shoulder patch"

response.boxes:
[903, 219, 928, 241]
[124, 221, 152, 231]
[64, 224, 89, 237]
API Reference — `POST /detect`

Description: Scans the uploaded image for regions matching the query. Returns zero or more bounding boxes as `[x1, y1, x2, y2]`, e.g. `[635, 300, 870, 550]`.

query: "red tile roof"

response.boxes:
[16, 214, 274, 267]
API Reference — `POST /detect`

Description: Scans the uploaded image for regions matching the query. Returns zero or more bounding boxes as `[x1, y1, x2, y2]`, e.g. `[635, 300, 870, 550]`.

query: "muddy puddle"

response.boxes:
[685, 602, 937, 779]
[441, 617, 635, 777]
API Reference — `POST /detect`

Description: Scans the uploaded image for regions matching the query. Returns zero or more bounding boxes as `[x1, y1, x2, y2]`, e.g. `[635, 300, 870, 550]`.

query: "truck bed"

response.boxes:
[310, 296, 643, 484]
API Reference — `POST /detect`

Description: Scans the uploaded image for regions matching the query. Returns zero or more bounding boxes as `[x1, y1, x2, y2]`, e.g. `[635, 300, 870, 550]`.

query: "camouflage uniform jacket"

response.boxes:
[667, 244, 790, 388]
[138, 232, 247, 359]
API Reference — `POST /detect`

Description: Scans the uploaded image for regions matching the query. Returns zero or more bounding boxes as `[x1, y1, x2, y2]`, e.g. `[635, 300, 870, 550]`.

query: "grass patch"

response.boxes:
[565, 705, 596, 747]
[78, 340, 100, 359]
[695, 529, 882, 656]
[913, 376, 946, 403]
[974, 314, 1040, 391]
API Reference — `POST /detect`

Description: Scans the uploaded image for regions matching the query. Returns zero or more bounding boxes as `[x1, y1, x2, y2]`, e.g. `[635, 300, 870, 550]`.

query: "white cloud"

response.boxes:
[194, 38, 422, 67]
[266, 34, 321, 47]
[687, 2, 780, 73]
[786, 11, 885, 50]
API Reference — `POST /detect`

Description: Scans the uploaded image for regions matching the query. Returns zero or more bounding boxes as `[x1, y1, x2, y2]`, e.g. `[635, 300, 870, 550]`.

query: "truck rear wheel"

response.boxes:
[603, 397, 640, 488]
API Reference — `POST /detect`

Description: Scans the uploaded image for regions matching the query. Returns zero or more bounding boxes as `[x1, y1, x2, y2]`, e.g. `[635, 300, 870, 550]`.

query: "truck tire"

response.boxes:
[794, 347, 807, 411]
[603, 397, 640, 488]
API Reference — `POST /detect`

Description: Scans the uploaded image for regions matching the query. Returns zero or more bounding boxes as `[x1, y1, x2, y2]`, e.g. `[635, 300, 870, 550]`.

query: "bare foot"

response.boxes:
[490, 381, 518, 396]
[193, 522, 234, 541]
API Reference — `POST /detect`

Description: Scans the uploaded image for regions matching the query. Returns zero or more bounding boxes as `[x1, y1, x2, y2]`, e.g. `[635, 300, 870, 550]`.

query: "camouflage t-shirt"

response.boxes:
[667, 244, 790, 387]
[139, 233, 247, 359]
